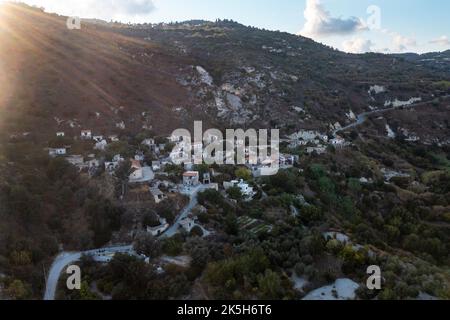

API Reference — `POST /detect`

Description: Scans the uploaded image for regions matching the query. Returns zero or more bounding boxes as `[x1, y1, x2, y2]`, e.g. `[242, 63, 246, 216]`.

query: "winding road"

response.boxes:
[43, 246, 133, 300]
[333, 95, 450, 136]
[162, 184, 210, 238]
[43, 185, 210, 300]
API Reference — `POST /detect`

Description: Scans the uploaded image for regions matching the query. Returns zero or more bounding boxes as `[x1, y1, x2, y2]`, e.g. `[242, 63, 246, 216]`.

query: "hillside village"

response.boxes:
[45, 127, 307, 239]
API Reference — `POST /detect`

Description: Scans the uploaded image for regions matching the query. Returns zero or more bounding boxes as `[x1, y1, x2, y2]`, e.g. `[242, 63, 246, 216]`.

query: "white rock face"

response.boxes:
[368, 85, 386, 95]
[116, 121, 126, 130]
[196, 66, 213, 86]
[292, 106, 305, 113]
[303, 279, 360, 300]
[346, 110, 357, 121]
[386, 124, 396, 138]
[384, 97, 421, 108]
[226, 93, 243, 111]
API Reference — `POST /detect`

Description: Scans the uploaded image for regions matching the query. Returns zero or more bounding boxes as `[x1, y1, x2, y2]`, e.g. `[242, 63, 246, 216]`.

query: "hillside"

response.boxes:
[0, 3, 214, 142]
[0, 3, 449, 143]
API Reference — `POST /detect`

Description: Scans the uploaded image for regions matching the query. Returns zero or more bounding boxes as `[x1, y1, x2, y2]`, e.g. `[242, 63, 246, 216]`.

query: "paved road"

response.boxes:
[43, 185, 211, 300]
[162, 184, 209, 238]
[44, 245, 133, 300]
[333, 95, 450, 136]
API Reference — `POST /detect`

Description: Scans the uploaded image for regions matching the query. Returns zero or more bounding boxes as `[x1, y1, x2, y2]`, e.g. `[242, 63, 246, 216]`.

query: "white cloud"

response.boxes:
[299, 0, 366, 38]
[391, 33, 417, 52]
[342, 38, 374, 53]
[429, 35, 450, 46]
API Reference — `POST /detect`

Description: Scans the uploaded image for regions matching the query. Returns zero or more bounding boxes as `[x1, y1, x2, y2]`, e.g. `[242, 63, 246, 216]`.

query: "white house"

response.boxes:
[135, 152, 145, 161]
[93, 135, 104, 143]
[329, 137, 347, 148]
[113, 154, 125, 162]
[147, 218, 169, 237]
[306, 146, 327, 155]
[224, 179, 255, 200]
[48, 148, 67, 157]
[105, 162, 120, 173]
[94, 139, 108, 151]
[56, 132, 65, 137]
[109, 135, 119, 142]
[105, 155, 124, 173]
[81, 130, 92, 139]
[142, 138, 155, 147]
[152, 161, 162, 171]
[179, 218, 195, 233]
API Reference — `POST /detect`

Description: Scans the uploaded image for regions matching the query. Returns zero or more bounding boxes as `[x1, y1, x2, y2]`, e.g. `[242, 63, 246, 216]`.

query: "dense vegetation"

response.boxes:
[0, 142, 124, 299]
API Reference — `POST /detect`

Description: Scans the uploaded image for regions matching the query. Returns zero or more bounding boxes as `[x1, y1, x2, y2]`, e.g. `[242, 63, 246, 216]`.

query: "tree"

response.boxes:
[257, 270, 284, 299]
[190, 225, 204, 237]
[300, 205, 323, 224]
[79, 281, 101, 300]
[115, 160, 131, 181]
[348, 178, 362, 193]
[6, 279, 30, 300]
[225, 213, 239, 235]
[227, 186, 243, 200]
[142, 211, 160, 228]
[156, 199, 177, 224]
[235, 167, 252, 181]
[194, 164, 210, 178]
[134, 233, 162, 258]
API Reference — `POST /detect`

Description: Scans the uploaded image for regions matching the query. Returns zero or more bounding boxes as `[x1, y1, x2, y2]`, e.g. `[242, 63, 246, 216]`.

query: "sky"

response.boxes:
[12, 0, 450, 54]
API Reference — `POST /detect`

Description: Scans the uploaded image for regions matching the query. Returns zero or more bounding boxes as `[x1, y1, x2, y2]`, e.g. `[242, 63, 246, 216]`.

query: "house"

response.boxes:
[203, 173, 211, 184]
[147, 218, 169, 237]
[183, 171, 200, 187]
[236, 180, 255, 199]
[129, 160, 143, 180]
[48, 148, 67, 157]
[109, 135, 119, 142]
[142, 138, 155, 147]
[86, 158, 100, 168]
[152, 161, 162, 171]
[179, 218, 195, 233]
[205, 183, 219, 191]
[81, 130, 92, 139]
[279, 154, 297, 167]
[170, 149, 190, 165]
[113, 154, 125, 162]
[56, 132, 65, 137]
[306, 146, 327, 155]
[329, 136, 347, 148]
[93, 135, 104, 143]
[129, 160, 154, 183]
[135, 152, 145, 161]
[105, 155, 124, 173]
[168, 135, 183, 143]
[223, 179, 255, 200]
[131, 159, 141, 170]
[150, 188, 167, 204]
[105, 162, 120, 173]
[94, 139, 108, 151]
